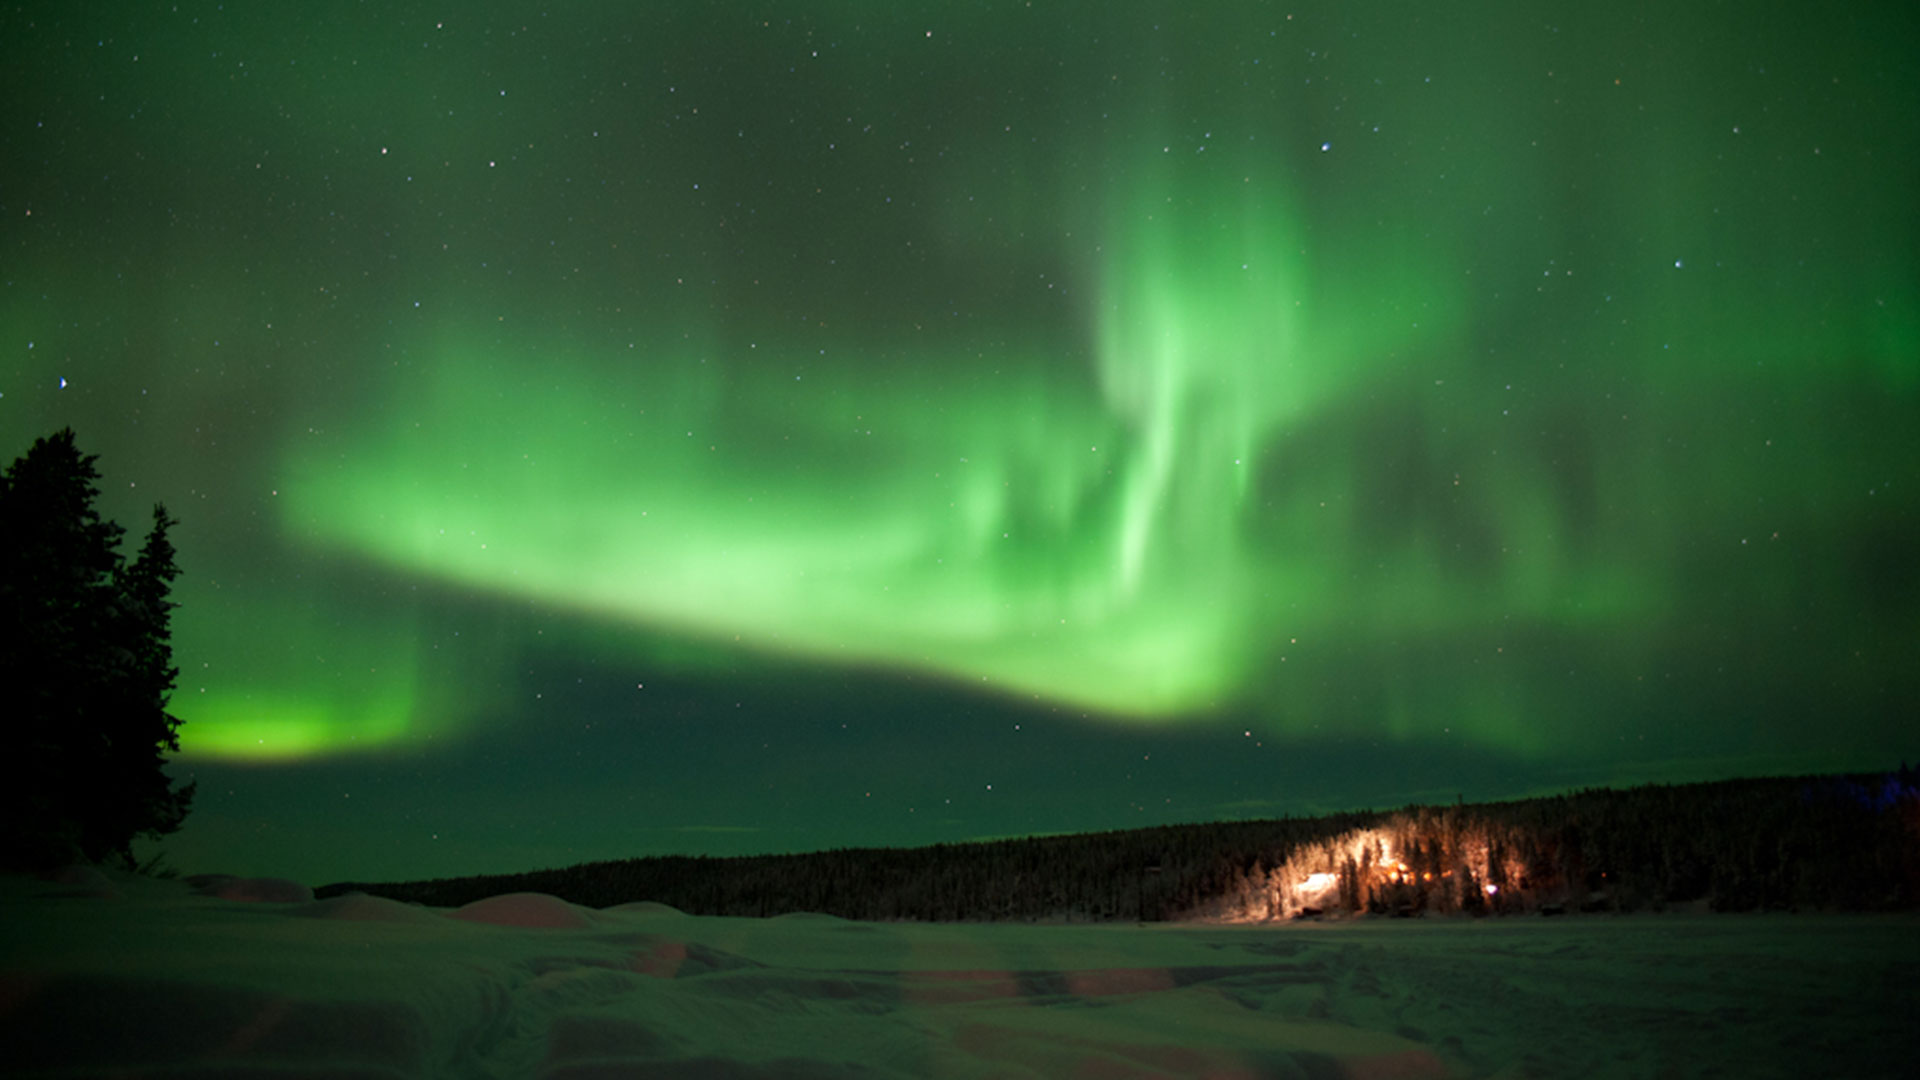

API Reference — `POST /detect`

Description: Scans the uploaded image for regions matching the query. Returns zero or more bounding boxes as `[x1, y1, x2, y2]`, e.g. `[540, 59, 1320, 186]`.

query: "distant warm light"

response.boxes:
[1214, 825, 1537, 921]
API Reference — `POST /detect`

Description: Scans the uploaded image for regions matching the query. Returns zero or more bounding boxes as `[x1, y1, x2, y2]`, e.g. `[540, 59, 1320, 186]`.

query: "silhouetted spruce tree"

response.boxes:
[92, 504, 192, 862]
[0, 430, 194, 869]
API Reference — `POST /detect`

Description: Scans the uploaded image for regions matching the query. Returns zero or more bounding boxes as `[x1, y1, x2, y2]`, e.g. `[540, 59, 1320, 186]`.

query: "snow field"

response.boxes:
[2, 870, 1914, 1078]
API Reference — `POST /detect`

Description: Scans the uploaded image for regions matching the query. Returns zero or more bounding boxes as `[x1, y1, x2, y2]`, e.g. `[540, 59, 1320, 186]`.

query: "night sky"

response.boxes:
[4, 2, 1915, 886]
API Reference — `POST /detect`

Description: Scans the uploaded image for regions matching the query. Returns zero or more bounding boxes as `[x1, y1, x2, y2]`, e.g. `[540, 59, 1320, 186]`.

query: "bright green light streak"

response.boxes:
[176, 691, 415, 762]
[168, 587, 439, 761]
[274, 157, 1638, 722]
[277, 165, 1363, 717]
[282, 327, 1246, 716]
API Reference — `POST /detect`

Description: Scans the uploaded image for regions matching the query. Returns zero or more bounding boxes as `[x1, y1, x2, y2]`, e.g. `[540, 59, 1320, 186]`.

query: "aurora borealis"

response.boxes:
[3, 2, 1915, 885]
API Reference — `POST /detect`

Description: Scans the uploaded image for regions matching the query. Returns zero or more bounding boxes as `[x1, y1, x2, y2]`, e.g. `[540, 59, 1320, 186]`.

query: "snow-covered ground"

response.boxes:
[3, 869, 1913, 1078]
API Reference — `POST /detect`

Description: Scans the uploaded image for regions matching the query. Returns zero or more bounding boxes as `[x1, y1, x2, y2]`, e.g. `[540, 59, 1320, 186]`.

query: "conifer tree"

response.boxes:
[93, 504, 194, 863]
[0, 430, 194, 869]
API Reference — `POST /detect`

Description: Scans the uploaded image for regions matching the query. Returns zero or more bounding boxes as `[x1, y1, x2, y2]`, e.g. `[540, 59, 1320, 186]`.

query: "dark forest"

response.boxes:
[320, 768, 1920, 921]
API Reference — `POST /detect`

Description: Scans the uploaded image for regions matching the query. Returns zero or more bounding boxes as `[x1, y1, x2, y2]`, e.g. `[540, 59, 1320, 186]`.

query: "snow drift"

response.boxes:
[2, 869, 1914, 1078]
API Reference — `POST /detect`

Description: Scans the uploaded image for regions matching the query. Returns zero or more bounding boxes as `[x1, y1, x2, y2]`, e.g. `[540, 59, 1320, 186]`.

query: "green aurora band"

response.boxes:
[280, 161, 1344, 720]
[3, 2, 1914, 779]
[275, 133, 1911, 747]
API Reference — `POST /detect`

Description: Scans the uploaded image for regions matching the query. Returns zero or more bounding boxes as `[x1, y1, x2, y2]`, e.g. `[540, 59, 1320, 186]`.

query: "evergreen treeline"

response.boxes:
[321, 811, 1382, 922]
[1, 429, 194, 869]
[1202, 767, 1920, 921]
[318, 768, 1920, 920]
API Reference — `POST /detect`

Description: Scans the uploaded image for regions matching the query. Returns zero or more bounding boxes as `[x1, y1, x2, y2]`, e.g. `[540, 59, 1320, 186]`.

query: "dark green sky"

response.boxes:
[4, 1, 1914, 885]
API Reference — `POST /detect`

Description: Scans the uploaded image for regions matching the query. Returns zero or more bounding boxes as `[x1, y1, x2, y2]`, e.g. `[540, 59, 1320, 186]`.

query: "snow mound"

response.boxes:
[768, 910, 853, 924]
[293, 892, 445, 924]
[608, 936, 762, 979]
[36, 865, 121, 899]
[193, 875, 315, 903]
[602, 900, 686, 917]
[449, 891, 598, 929]
[41, 865, 114, 888]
